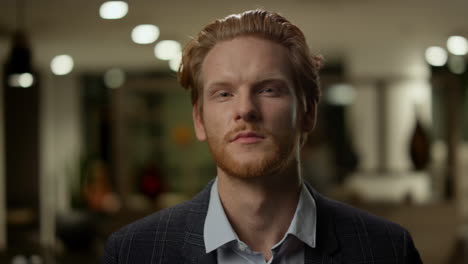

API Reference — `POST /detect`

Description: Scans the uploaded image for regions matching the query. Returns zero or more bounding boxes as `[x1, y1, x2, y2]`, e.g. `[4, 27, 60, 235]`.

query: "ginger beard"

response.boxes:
[204, 122, 298, 179]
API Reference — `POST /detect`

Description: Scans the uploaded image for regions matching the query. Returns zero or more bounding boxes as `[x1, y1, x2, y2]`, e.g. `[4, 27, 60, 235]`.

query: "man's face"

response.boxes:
[193, 36, 300, 179]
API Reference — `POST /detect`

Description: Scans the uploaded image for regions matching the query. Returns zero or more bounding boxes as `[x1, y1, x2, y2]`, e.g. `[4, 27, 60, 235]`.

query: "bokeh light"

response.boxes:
[425, 46, 448, 67]
[51, 55, 74, 75]
[104, 68, 126, 88]
[169, 52, 182, 72]
[8, 73, 34, 88]
[99, 1, 128, 20]
[154, 40, 181, 60]
[447, 36, 468, 56]
[326, 83, 356, 106]
[131, 24, 160, 44]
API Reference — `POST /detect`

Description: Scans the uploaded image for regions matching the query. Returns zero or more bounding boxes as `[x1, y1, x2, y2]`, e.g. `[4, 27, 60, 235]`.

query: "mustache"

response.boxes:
[223, 124, 270, 142]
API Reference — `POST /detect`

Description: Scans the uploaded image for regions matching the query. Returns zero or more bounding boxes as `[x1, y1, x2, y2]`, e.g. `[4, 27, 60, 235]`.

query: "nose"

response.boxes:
[234, 92, 260, 123]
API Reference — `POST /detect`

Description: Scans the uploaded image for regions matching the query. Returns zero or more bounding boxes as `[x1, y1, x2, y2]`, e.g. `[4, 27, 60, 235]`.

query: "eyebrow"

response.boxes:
[204, 81, 233, 95]
[205, 76, 291, 92]
[254, 78, 290, 88]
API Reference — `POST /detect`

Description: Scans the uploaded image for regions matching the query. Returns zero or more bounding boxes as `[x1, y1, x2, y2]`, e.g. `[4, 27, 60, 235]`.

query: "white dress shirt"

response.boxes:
[204, 177, 317, 264]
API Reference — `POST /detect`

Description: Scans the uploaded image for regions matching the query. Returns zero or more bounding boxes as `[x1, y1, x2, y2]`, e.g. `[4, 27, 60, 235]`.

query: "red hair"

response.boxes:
[178, 9, 323, 116]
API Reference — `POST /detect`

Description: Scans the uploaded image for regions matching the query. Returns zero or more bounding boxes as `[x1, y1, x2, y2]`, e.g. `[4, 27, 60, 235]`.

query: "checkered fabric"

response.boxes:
[103, 181, 422, 264]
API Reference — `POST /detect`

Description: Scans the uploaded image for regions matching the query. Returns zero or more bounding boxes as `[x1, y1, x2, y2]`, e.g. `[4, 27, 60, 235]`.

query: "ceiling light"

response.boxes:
[131, 24, 160, 44]
[425, 46, 447, 67]
[154, 40, 181, 60]
[51, 55, 74, 75]
[99, 1, 128, 20]
[447, 36, 468, 56]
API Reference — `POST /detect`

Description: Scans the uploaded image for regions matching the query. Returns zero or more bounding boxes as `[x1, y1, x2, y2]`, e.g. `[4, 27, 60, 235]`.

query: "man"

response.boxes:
[104, 9, 422, 263]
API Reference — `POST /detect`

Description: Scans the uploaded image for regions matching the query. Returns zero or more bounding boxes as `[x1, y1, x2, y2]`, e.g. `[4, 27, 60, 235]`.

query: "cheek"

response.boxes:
[204, 101, 233, 125]
[267, 102, 295, 129]
[202, 111, 226, 136]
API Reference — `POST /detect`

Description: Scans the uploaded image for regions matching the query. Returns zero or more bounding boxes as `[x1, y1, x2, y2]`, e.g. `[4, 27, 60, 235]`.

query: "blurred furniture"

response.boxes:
[344, 171, 431, 203]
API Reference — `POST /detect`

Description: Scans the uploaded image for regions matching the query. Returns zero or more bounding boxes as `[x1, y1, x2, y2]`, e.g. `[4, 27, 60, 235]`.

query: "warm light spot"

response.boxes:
[131, 24, 160, 44]
[51, 55, 74, 75]
[99, 1, 128, 20]
[154, 40, 181, 60]
[425, 46, 447, 67]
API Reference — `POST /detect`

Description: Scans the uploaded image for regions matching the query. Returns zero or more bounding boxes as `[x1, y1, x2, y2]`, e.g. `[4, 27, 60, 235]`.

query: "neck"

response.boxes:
[217, 164, 301, 260]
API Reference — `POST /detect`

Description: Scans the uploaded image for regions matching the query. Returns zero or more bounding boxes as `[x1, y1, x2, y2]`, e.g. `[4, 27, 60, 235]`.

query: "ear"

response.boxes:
[192, 103, 207, 141]
[302, 102, 317, 132]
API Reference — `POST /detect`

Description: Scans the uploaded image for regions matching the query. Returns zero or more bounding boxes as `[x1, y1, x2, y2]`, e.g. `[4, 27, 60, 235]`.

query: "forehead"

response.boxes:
[200, 36, 293, 89]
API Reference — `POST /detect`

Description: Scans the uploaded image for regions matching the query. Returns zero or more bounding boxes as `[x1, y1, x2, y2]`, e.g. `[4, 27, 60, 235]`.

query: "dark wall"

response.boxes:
[3, 79, 39, 210]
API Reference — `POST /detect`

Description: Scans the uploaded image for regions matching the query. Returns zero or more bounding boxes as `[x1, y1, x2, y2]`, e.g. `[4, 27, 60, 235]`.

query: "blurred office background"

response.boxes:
[0, 0, 467, 263]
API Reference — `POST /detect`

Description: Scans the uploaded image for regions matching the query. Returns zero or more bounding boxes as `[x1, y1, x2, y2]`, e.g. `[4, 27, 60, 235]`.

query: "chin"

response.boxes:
[218, 153, 292, 179]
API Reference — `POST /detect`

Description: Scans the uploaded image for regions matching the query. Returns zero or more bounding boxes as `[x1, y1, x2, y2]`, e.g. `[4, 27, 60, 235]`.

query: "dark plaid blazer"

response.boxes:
[103, 181, 423, 263]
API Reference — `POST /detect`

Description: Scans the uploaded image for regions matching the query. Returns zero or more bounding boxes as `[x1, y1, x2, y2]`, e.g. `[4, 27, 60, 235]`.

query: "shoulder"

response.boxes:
[314, 192, 422, 262]
[307, 182, 409, 234]
[103, 183, 212, 263]
[109, 181, 211, 238]
[321, 194, 402, 229]
[110, 199, 194, 238]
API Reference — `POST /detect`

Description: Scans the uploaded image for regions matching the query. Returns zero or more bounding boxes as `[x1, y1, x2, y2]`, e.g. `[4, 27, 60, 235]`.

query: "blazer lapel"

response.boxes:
[180, 180, 218, 264]
[305, 183, 341, 264]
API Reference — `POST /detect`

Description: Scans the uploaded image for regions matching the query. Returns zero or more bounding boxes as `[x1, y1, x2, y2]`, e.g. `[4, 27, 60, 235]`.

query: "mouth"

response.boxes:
[230, 131, 265, 144]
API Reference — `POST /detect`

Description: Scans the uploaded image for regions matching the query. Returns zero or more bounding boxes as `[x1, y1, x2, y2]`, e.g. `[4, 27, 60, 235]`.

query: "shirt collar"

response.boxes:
[204, 177, 238, 253]
[284, 183, 317, 249]
[203, 177, 317, 253]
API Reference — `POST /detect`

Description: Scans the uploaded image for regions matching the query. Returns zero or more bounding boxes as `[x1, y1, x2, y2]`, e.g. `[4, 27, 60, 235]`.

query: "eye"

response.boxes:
[211, 90, 233, 101]
[259, 86, 280, 96]
[261, 87, 275, 93]
[218, 91, 232, 97]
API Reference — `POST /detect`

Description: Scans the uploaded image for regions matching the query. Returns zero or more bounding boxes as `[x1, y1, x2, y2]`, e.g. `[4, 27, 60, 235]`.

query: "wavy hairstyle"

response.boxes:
[178, 9, 323, 118]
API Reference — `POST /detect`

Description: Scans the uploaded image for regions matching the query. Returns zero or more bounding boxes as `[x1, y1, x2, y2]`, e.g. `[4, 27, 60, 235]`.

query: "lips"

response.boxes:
[230, 131, 265, 143]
